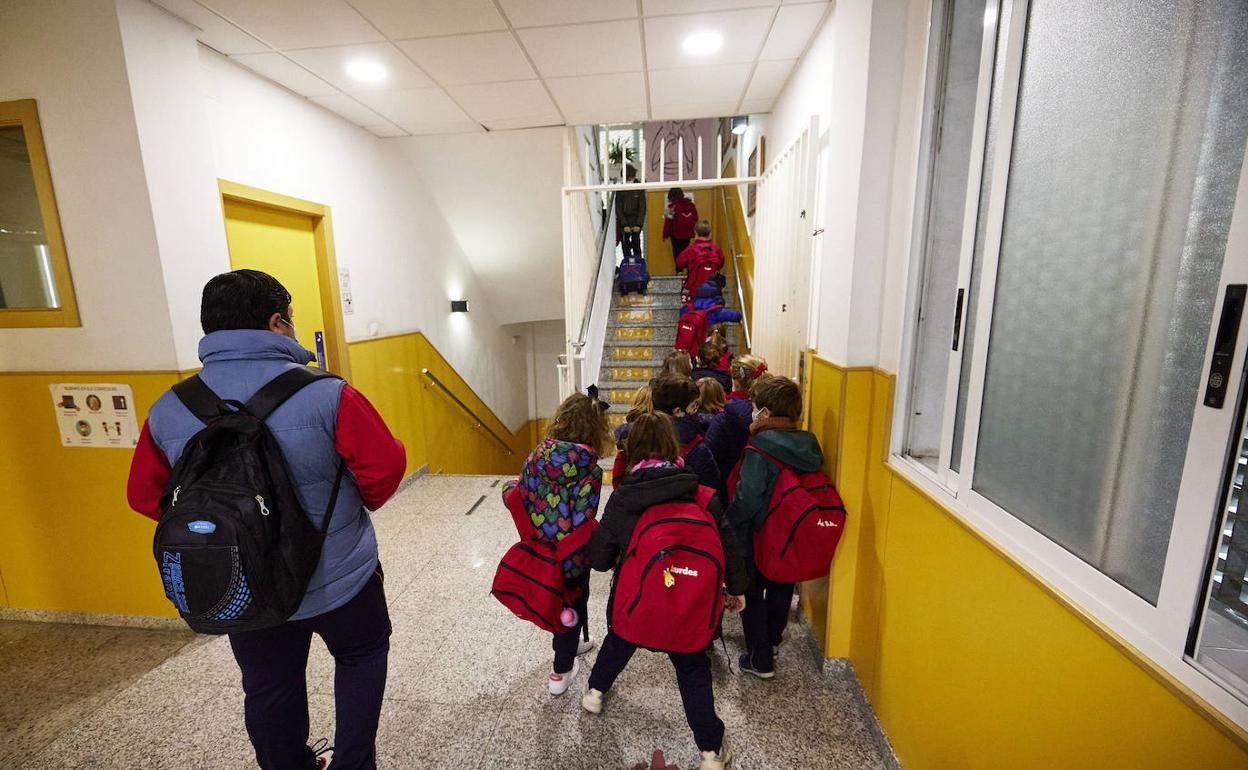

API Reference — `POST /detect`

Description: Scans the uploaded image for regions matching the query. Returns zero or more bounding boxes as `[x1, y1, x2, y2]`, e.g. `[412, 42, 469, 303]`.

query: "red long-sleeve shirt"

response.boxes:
[126, 384, 406, 521]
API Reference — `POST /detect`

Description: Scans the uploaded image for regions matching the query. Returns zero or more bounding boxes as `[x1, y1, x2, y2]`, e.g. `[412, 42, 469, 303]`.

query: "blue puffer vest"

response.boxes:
[147, 330, 378, 621]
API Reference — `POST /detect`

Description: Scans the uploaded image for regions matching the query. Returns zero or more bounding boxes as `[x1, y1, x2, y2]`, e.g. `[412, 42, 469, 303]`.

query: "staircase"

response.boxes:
[597, 274, 740, 430]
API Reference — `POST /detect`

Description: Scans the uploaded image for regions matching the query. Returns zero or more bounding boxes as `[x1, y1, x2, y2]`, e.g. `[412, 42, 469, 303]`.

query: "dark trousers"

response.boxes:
[588, 632, 725, 753]
[671, 237, 691, 263]
[621, 229, 642, 257]
[229, 567, 391, 770]
[551, 574, 590, 674]
[741, 570, 795, 672]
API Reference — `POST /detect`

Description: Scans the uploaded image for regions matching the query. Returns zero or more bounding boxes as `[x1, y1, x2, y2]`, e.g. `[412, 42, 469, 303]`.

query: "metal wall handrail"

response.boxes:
[718, 185, 752, 351]
[420, 368, 514, 455]
[576, 191, 616, 350]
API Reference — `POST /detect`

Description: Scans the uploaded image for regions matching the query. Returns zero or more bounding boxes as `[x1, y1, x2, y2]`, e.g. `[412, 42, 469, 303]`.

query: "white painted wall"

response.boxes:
[397, 128, 565, 326]
[198, 47, 529, 427]
[763, 0, 930, 372]
[516, 319, 564, 421]
[116, 0, 231, 372]
[0, 0, 175, 371]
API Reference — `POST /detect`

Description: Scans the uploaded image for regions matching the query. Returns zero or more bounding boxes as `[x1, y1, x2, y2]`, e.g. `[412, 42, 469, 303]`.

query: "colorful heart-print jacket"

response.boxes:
[508, 438, 603, 581]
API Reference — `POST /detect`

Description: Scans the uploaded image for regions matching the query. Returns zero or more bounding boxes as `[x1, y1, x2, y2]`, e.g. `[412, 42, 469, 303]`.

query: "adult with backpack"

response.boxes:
[662, 187, 699, 263]
[725, 377, 844, 680]
[494, 390, 611, 696]
[582, 413, 748, 770]
[126, 270, 406, 770]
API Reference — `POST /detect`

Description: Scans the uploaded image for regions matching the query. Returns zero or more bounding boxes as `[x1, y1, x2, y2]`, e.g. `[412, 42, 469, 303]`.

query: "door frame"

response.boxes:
[217, 179, 352, 382]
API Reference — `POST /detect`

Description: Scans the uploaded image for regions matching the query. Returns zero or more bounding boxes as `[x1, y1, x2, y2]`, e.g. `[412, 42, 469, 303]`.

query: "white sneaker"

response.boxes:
[548, 658, 578, 696]
[577, 636, 596, 656]
[698, 740, 732, 770]
[581, 687, 605, 714]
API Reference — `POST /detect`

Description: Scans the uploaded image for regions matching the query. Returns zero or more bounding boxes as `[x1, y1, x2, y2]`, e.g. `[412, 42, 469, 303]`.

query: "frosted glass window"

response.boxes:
[972, 0, 1248, 602]
[904, 0, 997, 470]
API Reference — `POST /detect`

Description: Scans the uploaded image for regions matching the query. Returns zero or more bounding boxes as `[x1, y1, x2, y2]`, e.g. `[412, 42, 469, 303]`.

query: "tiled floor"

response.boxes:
[5, 474, 896, 770]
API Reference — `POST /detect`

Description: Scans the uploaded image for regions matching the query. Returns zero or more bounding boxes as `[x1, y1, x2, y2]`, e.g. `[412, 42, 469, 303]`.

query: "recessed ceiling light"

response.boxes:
[346, 59, 388, 84]
[731, 115, 749, 135]
[682, 31, 724, 56]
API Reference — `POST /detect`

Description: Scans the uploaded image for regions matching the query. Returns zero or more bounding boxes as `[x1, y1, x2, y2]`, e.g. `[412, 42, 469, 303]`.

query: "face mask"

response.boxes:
[279, 316, 297, 338]
[752, 408, 762, 423]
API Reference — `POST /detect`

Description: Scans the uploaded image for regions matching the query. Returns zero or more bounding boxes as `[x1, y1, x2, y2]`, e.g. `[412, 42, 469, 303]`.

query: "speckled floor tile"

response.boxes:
[28, 681, 256, 770]
[10, 474, 895, 770]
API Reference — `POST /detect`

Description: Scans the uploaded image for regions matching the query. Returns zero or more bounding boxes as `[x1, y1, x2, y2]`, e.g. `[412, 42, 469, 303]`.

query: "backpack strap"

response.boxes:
[693, 484, 717, 510]
[553, 519, 598, 560]
[244, 366, 342, 421]
[681, 434, 704, 457]
[172, 374, 227, 425]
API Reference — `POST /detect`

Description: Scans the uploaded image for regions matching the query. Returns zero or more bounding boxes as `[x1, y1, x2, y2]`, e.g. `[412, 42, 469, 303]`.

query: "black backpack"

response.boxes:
[154, 367, 344, 634]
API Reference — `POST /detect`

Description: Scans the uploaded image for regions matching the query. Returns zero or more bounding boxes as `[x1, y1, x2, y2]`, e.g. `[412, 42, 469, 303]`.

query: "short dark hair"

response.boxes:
[751, 376, 803, 420]
[651, 374, 700, 414]
[667, 187, 684, 202]
[201, 269, 292, 334]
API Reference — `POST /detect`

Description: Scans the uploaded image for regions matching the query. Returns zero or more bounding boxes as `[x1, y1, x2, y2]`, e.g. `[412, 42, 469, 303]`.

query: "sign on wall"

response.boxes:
[49, 383, 139, 448]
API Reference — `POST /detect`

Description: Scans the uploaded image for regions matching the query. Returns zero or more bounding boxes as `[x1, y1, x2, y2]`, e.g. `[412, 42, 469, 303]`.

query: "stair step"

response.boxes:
[609, 307, 683, 325]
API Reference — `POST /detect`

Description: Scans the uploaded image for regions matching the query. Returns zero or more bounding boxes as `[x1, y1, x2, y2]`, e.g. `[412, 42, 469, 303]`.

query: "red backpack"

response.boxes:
[675, 306, 709, 358]
[681, 244, 725, 295]
[609, 485, 725, 653]
[491, 483, 597, 632]
[728, 446, 846, 583]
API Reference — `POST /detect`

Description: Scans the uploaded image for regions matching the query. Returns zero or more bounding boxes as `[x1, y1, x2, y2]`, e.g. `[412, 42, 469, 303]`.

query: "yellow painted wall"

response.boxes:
[0, 371, 182, 616]
[223, 199, 327, 361]
[0, 334, 538, 618]
[347, 331, 538, 477]
[645, 188, 718, 276]
[805, 357, 1248, 769]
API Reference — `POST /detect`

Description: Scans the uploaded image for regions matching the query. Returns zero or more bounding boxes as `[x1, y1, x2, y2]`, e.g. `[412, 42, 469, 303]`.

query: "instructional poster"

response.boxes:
[49, 383, 139, 448]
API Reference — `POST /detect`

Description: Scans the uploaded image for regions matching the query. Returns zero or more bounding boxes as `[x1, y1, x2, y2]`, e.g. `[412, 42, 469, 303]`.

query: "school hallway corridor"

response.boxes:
[1, 475, 897, 770]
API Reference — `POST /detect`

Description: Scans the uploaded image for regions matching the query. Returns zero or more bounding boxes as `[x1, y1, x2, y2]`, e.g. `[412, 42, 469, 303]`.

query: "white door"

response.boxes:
[751, 119, 819, 379]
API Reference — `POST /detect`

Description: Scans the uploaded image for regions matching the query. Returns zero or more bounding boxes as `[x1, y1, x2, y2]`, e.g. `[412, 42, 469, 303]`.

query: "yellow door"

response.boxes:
[222, 198, 328, 366]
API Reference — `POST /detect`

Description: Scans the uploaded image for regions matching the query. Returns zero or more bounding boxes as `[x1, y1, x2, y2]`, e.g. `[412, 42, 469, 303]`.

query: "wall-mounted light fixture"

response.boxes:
[731, 115, 749, 135]
[450, 300, 470, 313]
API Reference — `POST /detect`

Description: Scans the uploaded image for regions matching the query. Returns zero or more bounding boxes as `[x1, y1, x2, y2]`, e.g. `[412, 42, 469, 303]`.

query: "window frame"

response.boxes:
[894, 0, 1248, 731]
[0, 98, 78, 328]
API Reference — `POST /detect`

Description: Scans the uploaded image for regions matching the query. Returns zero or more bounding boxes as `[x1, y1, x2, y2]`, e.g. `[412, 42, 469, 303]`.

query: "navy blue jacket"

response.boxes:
[706, 396, 753, 498]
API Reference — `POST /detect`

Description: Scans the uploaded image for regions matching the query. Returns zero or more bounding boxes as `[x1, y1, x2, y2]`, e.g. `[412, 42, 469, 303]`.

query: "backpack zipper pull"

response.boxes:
[171, 486, 181, 507]
[255, 495, 269, 516]
[661, 549, 675, 588]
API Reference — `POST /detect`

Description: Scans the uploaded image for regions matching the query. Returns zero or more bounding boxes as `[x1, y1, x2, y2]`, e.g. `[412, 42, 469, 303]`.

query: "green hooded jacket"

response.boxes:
[725, 428, 825, 544]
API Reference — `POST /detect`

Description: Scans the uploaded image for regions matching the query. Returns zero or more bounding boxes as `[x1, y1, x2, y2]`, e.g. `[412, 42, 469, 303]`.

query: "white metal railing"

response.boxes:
[574, 197, 618, 393]
[561, 124, 770, 398]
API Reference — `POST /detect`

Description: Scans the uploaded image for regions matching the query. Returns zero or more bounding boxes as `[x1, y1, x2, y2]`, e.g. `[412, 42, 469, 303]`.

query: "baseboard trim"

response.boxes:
[823, 657, 903, 770]
[396, 464, 429, 493]
[0, 606, 187, 631]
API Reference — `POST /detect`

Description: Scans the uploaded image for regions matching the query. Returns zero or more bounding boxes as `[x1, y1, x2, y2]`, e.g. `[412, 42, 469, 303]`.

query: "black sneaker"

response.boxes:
[738, 652, 775, 680]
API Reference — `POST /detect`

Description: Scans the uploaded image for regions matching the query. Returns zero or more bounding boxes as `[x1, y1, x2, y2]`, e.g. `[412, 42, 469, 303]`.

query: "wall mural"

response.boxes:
[643, 119, 719, 182]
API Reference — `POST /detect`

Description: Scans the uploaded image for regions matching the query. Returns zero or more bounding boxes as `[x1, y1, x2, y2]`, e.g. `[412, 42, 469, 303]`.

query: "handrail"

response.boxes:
[420, 368, 514, 456]
[576, 191, 616, 350]
[718, 185, 752, 351]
